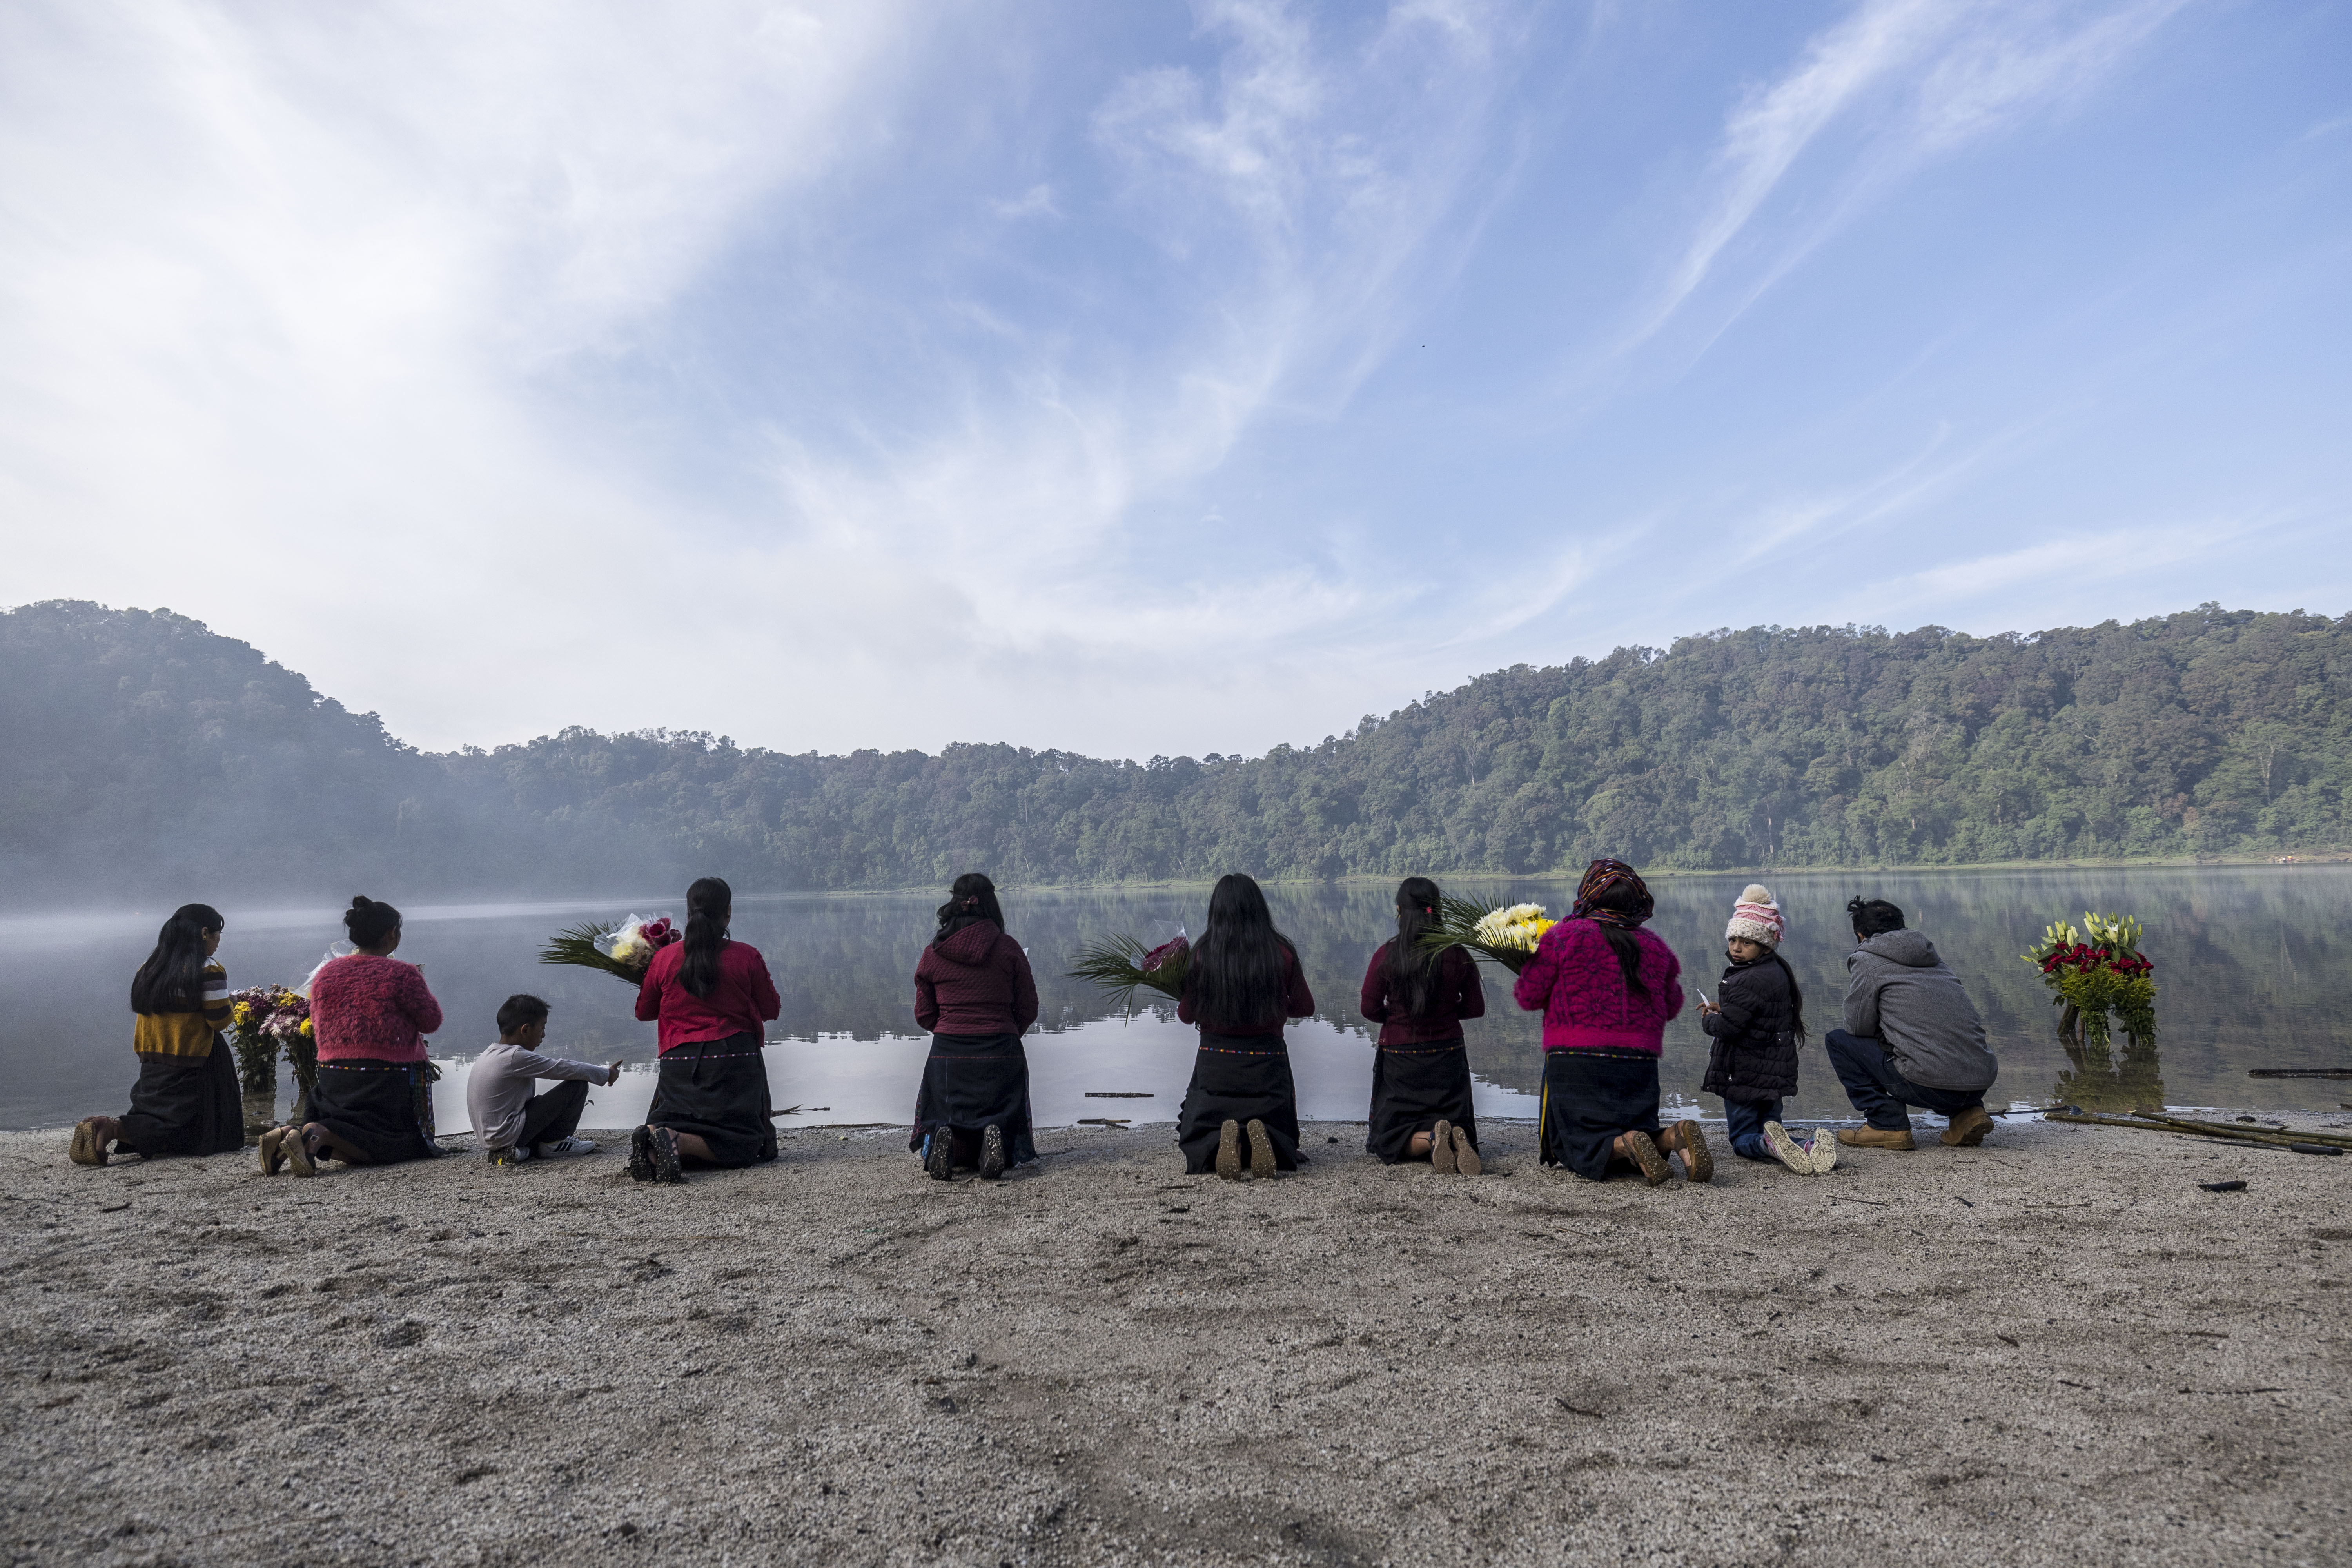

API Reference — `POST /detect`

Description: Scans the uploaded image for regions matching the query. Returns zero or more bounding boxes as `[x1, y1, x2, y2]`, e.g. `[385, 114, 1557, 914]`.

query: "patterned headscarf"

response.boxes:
[1571, 858, 1653, 928]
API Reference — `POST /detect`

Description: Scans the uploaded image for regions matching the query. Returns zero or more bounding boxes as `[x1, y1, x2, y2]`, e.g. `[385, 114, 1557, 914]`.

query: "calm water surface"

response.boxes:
[6, 866, 2348, 1133]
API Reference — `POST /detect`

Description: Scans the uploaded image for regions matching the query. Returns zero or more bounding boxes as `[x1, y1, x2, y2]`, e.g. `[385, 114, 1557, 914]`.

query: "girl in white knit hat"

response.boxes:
[1695, 885, 1835, 1175]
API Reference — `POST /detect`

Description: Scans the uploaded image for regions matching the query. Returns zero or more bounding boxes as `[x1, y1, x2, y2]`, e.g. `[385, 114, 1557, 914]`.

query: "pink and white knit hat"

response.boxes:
[1726, 884, 1784, 948]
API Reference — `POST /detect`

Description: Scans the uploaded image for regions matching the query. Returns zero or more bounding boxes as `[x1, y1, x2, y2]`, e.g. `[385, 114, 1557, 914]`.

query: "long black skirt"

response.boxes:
[1176, 1033, 1301, 1174]
[648, 1033, 776, 1168]
[117, 1045, 243, 1159]
[908, 1033, 1036, 1167]
[309, 1058, 440, 1165]
[1366, 1035, 1479, 1164]
[1538, 1049, 1662, 1181]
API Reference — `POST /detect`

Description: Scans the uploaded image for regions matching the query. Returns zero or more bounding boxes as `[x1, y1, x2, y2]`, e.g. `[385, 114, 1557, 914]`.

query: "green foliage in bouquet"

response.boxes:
[1415, 896, 1556, 974]
[1067, 934, 1190, 1016]
[2022, 911, 2157, 1054]
[537, 921, 641, 982]
[226, 987, 282, 1094]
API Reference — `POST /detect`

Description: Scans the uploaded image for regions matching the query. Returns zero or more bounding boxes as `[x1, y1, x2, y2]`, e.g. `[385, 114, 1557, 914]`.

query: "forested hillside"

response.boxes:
[3, 599, 2346, 901]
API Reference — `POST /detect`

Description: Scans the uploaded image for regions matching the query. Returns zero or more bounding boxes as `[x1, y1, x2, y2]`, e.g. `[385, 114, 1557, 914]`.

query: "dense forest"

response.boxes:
[3, 599, 2347, 901]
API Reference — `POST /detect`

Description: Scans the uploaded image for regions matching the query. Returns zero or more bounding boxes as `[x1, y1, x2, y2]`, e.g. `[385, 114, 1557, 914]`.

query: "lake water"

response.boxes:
[7, 866, 2350, 1135]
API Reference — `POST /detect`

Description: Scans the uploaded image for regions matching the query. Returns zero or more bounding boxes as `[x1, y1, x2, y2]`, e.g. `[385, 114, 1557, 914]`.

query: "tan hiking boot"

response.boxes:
[1624, 1130, 1672, 1186]
[1940, 1106, 1994, 1147]
[1837, 1125, 1916, 1151]
[1430, 1119, 1457, 1175]
[1452, 1124, 1481, 1178]
[1215, 1119, 1243, 1180]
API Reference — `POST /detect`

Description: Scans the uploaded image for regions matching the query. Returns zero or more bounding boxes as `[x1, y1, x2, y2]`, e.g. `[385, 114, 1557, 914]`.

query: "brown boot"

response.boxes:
[1451, 1124, 1482, 1178]
[1940, 1106, 1993, 1147]
[1214, 1119, 1243, 1180]
[1430, 1120, 1457, 1175]
[1623, 1131, 1672, 1186]
[1837, 1125, 1916, 1151]
[1245, 1118, 1278, 1179]
[1673, 1119, 1713, 1183]
[69, 1119, 109, 1167]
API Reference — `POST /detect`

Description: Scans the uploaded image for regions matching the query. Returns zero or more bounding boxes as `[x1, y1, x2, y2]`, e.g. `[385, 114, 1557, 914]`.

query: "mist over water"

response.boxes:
[7, 866, 2348, 1134]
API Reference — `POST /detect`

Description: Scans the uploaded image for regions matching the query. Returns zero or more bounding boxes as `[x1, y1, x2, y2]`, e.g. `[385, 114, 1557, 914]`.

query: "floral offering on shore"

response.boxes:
[537, 914, 680, 984]
[1417, 897, 1555, 973]
[1068, 932, 1190, 1014]
[226, 985, 314, 1094]
[2022, 911, 2156, 1051]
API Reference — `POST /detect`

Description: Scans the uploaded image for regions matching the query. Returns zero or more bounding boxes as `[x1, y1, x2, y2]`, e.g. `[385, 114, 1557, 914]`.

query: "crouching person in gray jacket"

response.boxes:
[1826, 898, 2000, 1151]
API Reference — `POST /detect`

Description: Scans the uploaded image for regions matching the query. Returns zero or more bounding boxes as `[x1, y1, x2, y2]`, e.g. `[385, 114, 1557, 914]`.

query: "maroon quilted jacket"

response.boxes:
[914, 922, 1039, 1037]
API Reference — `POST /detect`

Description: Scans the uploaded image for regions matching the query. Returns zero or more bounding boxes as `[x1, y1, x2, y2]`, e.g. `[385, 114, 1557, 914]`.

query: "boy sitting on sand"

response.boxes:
[466, 994, 620, 1165]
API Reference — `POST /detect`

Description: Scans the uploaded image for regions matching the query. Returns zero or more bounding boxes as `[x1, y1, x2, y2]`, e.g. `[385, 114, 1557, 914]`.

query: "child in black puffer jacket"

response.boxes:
[1697, 885, 1833, 1176]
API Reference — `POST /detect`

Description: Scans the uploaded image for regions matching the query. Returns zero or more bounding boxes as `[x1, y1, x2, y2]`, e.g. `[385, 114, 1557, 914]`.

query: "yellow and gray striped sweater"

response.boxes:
[134, 962, 230, 1058]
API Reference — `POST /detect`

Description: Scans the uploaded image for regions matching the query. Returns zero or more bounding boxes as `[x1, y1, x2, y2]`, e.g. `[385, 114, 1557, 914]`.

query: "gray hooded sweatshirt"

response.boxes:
[1843, 931, 2000, 1093]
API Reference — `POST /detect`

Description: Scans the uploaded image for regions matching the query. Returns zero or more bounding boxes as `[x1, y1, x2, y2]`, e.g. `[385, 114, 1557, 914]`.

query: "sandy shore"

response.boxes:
[3, 1113, 2347, 1567]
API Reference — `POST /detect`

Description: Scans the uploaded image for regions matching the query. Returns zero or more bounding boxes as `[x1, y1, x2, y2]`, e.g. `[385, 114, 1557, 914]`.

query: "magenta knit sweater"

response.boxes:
[310, 955, 443, 1063]
[1511, 919, 1684, 1054]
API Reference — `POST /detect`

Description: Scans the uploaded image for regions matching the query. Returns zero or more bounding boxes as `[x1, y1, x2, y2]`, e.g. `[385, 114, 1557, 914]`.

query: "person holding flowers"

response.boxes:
[629, 877, 782, 1183]
[1513, 860, 1710, 1185]
[1175, 873, 1314, 1179]
[261, 896, 444, 1175]
[1357, 876, 1486, 1173]
[909, 873, 1040, 1181]
[70, 903, 243, 1166]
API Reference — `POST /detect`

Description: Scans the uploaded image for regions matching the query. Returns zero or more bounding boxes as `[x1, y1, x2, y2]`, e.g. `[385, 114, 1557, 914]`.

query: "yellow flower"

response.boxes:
[300, 1018, 314, 1037]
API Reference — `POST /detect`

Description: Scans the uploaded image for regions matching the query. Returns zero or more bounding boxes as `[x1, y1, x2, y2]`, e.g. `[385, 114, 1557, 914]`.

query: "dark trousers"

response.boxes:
[1825, 1029, 1985, 1131]
[1723, 1096, 1783, 1161]
[517, 1078, 589, 1150]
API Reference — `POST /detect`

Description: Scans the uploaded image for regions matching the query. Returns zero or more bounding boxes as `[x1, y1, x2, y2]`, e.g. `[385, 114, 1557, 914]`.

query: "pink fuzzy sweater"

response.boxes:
[310, 955, 443, 1063]
[1512, 919, 1684, 1054]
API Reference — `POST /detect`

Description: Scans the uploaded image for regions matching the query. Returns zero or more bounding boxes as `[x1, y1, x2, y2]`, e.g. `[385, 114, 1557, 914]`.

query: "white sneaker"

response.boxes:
[1760, 1121, 1813, 1175]
[535, 1137, 598, 1158]
[1803, 1128, 1839, 1174]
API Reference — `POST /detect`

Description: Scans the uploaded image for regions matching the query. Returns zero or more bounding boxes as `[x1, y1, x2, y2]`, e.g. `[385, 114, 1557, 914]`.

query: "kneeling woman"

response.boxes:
[1175, 873, 1314, 1179]
[1360, 877, 1486, 1173]
[264, 897, 444, 1175]
[909, 873, 1040, 1181]
[71, 904, 243, 1166]
[632, 877, 782, 1183]
[1514, 860, 1710, 1186]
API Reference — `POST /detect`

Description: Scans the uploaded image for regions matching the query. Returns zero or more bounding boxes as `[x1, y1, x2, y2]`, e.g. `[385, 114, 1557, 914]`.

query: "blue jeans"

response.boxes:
[1824, 1028, 1985, 1131]
[1723, 1096, 1783, 1161]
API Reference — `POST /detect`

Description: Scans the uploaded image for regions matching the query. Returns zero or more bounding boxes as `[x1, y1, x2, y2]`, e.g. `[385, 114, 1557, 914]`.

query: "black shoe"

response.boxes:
[978, 1125, 1007, 1181]
[925, 1131, 955, 1182]
[628, 1125, 655, 1183]
[649, 1126, 685, 1185]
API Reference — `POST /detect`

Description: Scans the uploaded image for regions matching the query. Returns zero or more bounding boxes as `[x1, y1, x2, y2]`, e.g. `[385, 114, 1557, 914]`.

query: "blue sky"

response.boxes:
[2, 0, 2347, 758]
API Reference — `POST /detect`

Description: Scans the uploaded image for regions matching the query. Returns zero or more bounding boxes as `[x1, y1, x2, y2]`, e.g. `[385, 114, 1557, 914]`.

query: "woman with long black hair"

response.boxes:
[261, 896, 444, 1176]
[909, 873, 1039, 1181]
[1359, 877, 1487, 1173]
[1174, 873, 1315, 1179]
[1514, 860, 1710, 1186]
[69, 903, 242, 1166]
[630, 877, 782, 1183]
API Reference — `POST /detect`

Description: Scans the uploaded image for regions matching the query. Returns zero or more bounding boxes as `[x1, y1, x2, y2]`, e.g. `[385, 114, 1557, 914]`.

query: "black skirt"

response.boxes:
[1176, 1033, 1301, 1174]
[1537, 1049, 1662, 1181]
[908, 1033, 1036, 1165]
[116, 1044, 243, 1159]
[648, 1033, 776, 1168]
[308, 1058, 441, 1165]
[1365, 1034, 1479, 1164]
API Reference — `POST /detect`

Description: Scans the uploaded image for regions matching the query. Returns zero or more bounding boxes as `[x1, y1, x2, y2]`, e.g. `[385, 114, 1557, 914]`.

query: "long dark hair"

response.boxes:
[130, 903, 223, 1014]
[1386, 876, 1445, 1018]
[1189, 873, 1295, 1032]
[681, 877, 732, 999]
[344, 895, 401, 949]
[933, 872, 1005, 947]
[1584, 880, 1650, 998]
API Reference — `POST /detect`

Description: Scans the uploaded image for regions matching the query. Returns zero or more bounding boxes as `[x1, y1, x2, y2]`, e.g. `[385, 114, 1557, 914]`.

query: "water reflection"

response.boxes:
[8, 865, 2350, 1129]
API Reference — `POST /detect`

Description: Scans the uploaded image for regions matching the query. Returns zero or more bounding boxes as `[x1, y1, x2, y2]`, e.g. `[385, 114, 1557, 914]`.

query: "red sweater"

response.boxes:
[1359, 942, 1486, 1045]
[1177, 946, 1314, 1039]
[914, 922, 1039, 1036]
[1512, 919, 1684, 1054]
[635, 940, 782, 1053]
[310, 955, 443, 1064]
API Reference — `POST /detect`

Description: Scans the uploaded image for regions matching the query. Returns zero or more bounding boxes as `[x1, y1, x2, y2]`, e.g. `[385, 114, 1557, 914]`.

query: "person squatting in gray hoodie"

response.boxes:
[1826, 897, 2001, 1151]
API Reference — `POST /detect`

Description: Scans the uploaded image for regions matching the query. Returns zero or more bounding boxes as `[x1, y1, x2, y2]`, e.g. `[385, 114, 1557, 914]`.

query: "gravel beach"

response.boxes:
[3, 1112, 2347, 1567]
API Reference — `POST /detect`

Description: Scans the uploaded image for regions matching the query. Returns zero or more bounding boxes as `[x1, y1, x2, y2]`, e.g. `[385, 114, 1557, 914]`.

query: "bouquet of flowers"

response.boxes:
[1067, 931, 1190, 1015]
[537, 914, 680, 984]
[2022, 912, 2156, 1053]
[227, 985, 314, 1095]
[1417, 897, 1556, 973]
